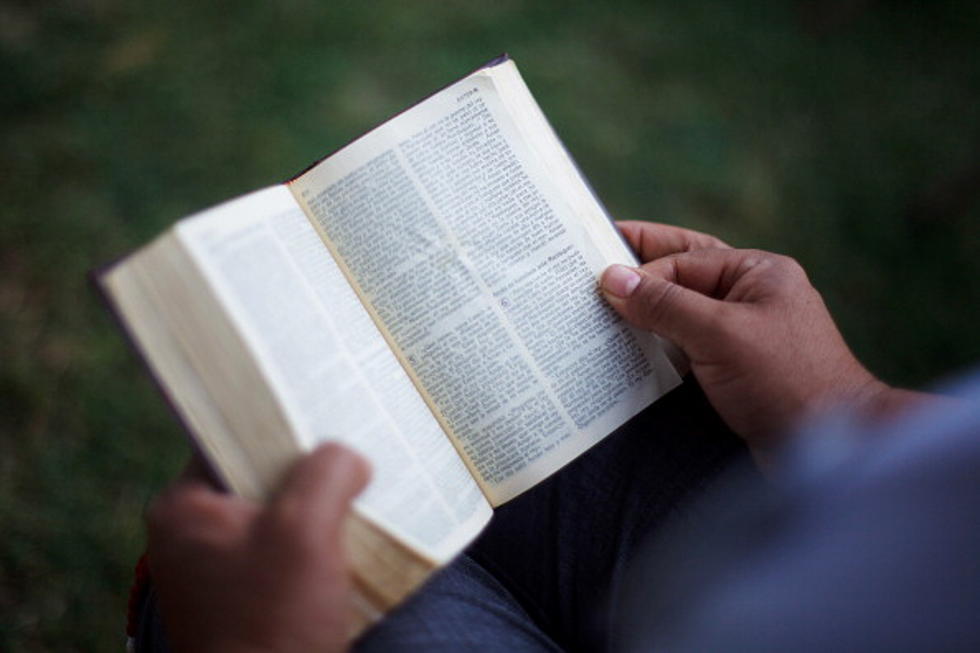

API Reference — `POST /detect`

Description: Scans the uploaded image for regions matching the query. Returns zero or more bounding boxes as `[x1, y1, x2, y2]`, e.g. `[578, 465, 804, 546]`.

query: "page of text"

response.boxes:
[291, 64, 681, 505]
[178, 186, 490, 562]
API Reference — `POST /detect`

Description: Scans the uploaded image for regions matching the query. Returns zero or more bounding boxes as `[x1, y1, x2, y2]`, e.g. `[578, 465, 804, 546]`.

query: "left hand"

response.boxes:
[146, 443, 370, 653]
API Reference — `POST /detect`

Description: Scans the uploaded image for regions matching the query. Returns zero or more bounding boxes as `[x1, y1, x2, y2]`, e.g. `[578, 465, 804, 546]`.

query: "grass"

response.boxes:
[2, 1, 978, 649]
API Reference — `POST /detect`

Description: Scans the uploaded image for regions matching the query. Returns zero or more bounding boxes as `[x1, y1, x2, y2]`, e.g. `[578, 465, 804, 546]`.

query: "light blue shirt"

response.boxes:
[619, 372, 980, 652]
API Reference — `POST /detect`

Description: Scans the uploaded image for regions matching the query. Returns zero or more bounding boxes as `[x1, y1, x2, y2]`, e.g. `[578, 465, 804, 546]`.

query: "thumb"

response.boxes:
[271, 443, 371, 542]
[601, 263, 722, 351]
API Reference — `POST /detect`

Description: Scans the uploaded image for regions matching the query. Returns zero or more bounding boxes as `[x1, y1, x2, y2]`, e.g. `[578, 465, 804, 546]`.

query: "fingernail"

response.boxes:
[602, 264, 642, 298]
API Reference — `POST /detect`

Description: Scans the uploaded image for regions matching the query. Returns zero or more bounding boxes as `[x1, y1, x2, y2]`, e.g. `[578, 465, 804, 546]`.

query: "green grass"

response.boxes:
[2, 1, 979, 649]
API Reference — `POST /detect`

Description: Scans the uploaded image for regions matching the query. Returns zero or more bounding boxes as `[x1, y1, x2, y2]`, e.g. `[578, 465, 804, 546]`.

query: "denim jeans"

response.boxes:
[137, 378, 746, 652]
[356, 378, 745, 652]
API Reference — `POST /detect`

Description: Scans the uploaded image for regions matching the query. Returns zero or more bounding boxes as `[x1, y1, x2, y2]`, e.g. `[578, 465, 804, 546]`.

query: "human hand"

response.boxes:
[146, 443, 370, 653]
[601, 221, 896, 462]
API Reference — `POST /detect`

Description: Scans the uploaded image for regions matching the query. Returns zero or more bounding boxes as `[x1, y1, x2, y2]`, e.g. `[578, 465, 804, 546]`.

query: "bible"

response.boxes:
[97, 55, 683, 635]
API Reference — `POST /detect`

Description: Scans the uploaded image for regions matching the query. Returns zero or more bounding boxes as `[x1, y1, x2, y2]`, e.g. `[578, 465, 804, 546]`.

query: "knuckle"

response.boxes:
[741, 248, 773, 267]
[768, 256, 812, 298]
[771, 254, 807, 281]
[730, 249, 769, 281]
[738, 251, 809, 295]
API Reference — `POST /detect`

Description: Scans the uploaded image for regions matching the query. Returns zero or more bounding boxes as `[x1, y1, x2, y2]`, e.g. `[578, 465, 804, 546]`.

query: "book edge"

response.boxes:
[89, 260, 231, 492]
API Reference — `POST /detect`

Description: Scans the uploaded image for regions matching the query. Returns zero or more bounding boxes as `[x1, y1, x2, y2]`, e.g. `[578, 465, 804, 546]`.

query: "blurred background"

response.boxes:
[2, 0, 978, 649]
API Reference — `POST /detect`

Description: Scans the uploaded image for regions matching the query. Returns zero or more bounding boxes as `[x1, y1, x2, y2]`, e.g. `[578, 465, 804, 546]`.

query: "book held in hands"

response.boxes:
[97, 55, 683, 635]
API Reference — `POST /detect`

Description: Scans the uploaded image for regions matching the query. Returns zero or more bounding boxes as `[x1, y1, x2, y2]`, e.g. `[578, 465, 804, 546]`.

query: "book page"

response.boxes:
[290, 62, 681, 505]
[176, 186, 491, 562]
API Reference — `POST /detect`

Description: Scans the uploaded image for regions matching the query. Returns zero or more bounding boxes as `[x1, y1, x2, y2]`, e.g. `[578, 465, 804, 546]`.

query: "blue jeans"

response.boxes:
[137, 378, 745, 652]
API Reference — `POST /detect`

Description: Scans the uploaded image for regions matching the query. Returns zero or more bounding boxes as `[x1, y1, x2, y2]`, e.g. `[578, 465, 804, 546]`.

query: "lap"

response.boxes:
[467, 377, 747, 651]
[354, 555, 561, 652]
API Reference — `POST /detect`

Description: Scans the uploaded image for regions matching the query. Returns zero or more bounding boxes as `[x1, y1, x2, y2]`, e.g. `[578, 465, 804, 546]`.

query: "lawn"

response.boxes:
[2, 1, 978, 649]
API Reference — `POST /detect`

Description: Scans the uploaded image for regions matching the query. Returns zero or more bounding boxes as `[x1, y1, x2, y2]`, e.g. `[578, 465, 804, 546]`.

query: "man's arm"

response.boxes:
[601, 221, 933, 469]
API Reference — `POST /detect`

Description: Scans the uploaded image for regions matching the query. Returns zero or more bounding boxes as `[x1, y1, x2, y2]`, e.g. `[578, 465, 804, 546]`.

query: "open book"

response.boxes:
[97, 55, 683, 635]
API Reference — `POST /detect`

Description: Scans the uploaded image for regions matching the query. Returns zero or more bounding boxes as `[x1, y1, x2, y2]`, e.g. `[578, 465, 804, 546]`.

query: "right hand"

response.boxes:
[601, 221, 895, 461]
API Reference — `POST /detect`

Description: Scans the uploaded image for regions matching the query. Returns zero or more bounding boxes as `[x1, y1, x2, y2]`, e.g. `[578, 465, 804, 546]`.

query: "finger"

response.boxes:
[270, 443, 371, 543]
[601, 263, 724, 352]
[617, 221, 730, 262]
[146, 478, 254, 546]
[640, 248, 787, 301]
[153, 452, 260, 529]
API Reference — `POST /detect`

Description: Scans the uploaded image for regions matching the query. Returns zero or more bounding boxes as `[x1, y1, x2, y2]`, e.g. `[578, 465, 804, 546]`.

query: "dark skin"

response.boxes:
[602, 222, 929, 467]
[147, 222, 928, 651]
[146, 444, 369, 653]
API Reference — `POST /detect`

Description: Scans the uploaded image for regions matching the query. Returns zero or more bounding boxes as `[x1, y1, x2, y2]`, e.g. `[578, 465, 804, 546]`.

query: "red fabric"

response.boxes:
[126, 553, 151, 638]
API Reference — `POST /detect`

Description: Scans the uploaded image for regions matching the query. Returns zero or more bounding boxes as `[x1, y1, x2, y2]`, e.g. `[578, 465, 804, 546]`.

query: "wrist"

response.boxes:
[862, 384, 934, 419]
[839, 374, 936, 422]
